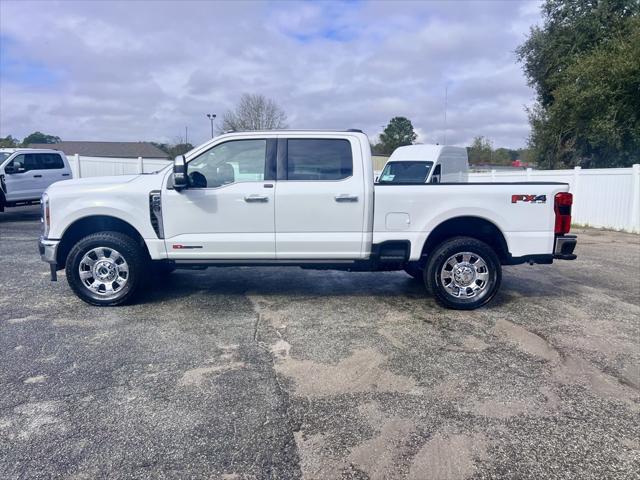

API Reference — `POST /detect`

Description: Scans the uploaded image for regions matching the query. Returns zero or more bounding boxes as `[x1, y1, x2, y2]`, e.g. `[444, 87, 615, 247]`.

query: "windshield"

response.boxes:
[1, 152, 12, 163]
[378, 161, 434, 184]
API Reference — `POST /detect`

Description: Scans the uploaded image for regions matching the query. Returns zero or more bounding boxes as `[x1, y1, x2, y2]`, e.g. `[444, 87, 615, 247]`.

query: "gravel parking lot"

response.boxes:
[1, 205, 639, 479]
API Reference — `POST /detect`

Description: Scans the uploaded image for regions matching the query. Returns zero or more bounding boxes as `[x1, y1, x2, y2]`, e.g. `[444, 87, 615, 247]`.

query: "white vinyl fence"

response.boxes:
[68, 154, 171, 178]
[469, 165, 640, 233]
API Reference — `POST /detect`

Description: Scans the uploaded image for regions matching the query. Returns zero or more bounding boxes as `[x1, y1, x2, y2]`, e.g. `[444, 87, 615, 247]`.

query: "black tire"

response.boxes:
[425, 236, 501, 310]
[66, 231, 145, 306]
[404, 262, 424, 280]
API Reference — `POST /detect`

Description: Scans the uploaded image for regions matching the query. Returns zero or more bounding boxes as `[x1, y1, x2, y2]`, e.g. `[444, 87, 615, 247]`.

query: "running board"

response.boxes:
[173, 259, 358, 268]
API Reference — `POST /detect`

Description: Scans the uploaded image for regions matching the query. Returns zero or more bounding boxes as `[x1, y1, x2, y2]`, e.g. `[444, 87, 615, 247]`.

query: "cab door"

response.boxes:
[274, 137, 365, 259]
[162, 138, 277, 259]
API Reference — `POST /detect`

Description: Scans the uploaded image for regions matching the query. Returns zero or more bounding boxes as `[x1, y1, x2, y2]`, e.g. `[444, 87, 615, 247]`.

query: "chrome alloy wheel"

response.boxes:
[440, 252, 490, 299]
[78, 247, 129, 297]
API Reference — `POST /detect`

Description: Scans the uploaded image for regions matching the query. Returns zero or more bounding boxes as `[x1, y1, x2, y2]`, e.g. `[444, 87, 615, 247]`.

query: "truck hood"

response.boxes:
[45, 172, 165, 197]
[49, 174, 140, 188]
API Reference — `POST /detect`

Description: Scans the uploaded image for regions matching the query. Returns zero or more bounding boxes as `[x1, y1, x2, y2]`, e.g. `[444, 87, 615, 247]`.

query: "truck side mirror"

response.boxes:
[4, 164, 23, 174]
[173, 155, 188, 190]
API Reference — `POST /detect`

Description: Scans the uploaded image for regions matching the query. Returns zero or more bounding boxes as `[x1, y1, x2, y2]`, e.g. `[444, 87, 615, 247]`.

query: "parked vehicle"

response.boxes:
[38, 130, 577, 309]
[378, 145, 468, 184]
[0, 148, 72, 212]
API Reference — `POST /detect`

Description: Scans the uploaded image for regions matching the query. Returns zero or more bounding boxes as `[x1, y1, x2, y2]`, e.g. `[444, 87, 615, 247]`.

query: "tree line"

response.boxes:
[0, 132, 61, 148]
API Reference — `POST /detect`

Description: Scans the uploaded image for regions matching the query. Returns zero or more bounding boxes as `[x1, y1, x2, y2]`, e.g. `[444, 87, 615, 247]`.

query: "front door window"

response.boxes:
[187, 139, 267, 188]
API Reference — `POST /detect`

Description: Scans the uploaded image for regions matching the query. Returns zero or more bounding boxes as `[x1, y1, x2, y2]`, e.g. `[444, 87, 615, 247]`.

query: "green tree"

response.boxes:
[493, 148, 516, 165]
[0, 135, 19, 148]
[378, 117, 417, 155]
[22, 131, 61, 146]
[151, 140, 194, 158]
[517, 0, 640, 168]
[467, 136, 494, 164]
[169, 143, 194, 156]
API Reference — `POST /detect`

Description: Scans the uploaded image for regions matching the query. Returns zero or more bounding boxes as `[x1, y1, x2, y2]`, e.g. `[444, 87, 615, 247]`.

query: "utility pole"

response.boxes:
[206, 113, 217, 138]
[185, 126, 188, 146]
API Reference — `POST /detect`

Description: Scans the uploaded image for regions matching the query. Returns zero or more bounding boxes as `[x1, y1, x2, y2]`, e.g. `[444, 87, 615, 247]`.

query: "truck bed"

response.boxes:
[372, 182, 570, 261]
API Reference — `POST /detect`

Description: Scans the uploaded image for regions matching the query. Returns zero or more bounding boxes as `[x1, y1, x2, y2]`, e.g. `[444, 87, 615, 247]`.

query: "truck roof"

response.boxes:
[221, 129, 364, 134]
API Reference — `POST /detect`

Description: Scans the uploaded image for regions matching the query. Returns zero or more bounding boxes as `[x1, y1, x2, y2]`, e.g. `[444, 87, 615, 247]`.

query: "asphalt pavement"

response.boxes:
[1, 205, 638, 479]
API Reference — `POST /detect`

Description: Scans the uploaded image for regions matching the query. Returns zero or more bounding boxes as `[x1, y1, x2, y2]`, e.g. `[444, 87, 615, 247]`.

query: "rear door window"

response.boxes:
[286, 139, 352, 180]
[38, 153, 65, 169]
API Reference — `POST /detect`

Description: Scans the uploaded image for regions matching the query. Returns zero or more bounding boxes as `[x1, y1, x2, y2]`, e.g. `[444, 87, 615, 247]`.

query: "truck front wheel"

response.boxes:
[66, 231, 145, 306]
[425, 236, 501, 310]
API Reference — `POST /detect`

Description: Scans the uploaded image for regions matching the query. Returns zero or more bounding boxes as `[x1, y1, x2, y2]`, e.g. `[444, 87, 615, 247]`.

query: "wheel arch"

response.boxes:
[421, 216, 510, 264]
[56, 215, 149, 268]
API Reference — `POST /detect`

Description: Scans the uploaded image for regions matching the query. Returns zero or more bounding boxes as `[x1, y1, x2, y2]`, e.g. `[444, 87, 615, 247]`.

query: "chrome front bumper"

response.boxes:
[554, 234, 577, 260]
[39, 237, 60, 281]
[39, 236, 59, 264]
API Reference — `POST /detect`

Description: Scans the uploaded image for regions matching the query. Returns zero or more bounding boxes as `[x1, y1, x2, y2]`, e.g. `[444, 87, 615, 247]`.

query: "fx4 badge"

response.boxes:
[512, 194, 547, 204]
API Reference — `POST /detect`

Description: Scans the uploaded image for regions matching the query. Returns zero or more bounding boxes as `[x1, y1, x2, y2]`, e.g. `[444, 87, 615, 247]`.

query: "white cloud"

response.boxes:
[0, 0, 542, 148]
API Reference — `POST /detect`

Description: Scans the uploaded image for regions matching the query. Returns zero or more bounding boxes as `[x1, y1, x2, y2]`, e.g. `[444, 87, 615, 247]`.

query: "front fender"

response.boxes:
[49, 195, 155, 241]
[46, 173, 163, 240]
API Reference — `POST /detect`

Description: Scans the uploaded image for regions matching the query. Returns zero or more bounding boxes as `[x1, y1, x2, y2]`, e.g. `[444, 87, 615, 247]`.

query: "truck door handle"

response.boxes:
[62, 173, 70, 177]
[244, 194, 269, 203]
[334, 194, 358, 202]
[33, 174, 43, 178]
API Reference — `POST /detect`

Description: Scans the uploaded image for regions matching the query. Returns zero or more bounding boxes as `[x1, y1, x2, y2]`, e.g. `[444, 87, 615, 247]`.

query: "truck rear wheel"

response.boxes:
[66, 231, 144, 306]
[425, 236, 501, 310]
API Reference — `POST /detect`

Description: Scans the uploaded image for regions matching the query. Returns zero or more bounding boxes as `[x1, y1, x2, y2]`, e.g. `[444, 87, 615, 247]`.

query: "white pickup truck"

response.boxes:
[1, 148, 73, 211]
[38, 130, 577, 309]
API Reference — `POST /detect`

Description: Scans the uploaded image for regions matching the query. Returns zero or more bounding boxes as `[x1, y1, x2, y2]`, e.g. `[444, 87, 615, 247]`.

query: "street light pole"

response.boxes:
[206, 113, 216, 139]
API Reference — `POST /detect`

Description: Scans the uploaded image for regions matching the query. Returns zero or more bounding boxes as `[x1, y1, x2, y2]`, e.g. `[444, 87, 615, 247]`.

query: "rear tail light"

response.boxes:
[554, 192, 572, 235]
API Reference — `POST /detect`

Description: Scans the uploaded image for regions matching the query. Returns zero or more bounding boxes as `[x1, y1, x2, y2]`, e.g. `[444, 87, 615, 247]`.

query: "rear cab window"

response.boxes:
[286, 139, 352, 181]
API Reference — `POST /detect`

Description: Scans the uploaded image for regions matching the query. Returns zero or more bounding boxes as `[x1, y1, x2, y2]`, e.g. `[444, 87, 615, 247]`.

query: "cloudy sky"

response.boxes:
[0, 0, 542, 148]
